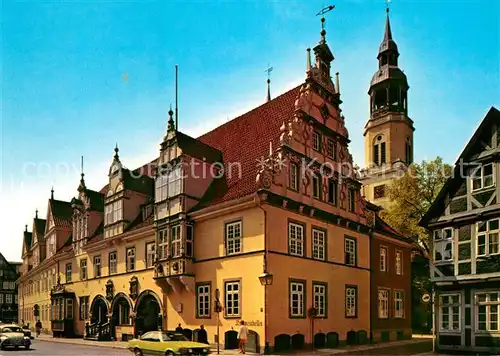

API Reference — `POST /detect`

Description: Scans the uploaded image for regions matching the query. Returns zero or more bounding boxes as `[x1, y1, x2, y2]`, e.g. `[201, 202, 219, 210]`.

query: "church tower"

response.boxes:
[359, 8, 415, 210]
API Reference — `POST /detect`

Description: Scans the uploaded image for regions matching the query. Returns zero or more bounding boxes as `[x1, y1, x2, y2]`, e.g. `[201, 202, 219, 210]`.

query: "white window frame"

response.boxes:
[471, 163, 495, 191]
[65, 263, 72, 283]
[224, 281, 241, 317]
[171, 225, 181, 258]
[476, 218, 500, 257]
[126, 247, 136, 272]
[378, 288, 389, 319]
[93, 255, 101, 278]
[380, 247, 387, 271]
[288, 222, 304, 257]
[225, 221, 242, 255]
[290, 281, 305, 317]
[104, 200, 123, 225]
[439, 293, 461, 332]
[345, 238, 356, 266]
[109, 251, 117, 275]
[312, 228, 326, 260]
[6, 294, 12, 304]
[394, 290, 404, 318]
[155, 166, 182, 202]
[196, 284, 211, 318]
[395, 250, 403, 275]
[475, 291, 500, 332]
[312, 131, 321, 151]
[345, 286, 357, 317]
[433, 227, 454, 262]
[313, 283, 326, 317]
[146, 242, 155, 268]
[80, 259, 87, 280]
[158, 229, 168, 260]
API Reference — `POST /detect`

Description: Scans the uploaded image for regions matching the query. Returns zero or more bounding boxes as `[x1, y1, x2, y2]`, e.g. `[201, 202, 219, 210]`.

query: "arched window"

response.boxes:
[373, 135, 387, 166]
[405, 137, 412, 165]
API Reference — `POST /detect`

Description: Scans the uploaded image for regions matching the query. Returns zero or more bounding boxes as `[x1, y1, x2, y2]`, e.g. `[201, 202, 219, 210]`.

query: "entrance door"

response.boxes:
[136, 295, 160, 336]
[92, 299, 108, 324]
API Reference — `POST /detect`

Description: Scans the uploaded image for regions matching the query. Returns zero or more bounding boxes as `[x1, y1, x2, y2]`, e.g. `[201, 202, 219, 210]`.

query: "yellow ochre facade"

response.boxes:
[18, 16, 412, 354]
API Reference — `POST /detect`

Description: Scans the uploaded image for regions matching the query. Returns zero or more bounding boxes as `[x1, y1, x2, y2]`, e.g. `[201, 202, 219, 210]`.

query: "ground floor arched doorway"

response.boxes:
[134, 290, 161, 337]
[90, 296, 108, 325]
[110, 293, 133, 340]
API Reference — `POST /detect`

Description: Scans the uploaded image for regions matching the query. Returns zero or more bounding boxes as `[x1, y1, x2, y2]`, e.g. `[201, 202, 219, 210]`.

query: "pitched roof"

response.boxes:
[175, 131, 222, 164]
[34, 218, 46, 235]
[193, 85, 302, 208]
[84, 189, 104, 211]
[23, 231, 33, 251]
[50, 199, 73, 228]
[420, 106, 500, 226]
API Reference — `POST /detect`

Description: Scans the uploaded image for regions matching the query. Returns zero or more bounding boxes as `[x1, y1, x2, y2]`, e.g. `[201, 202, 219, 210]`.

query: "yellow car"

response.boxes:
[128, 330, 211, 356]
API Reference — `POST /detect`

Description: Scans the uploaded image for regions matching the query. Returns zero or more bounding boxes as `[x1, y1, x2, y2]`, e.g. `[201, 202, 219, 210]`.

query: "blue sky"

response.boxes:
[1, 0, 499, 261]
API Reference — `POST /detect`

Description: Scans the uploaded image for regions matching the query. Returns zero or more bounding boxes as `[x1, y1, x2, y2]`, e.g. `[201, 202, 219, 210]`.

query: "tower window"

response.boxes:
[381, 142, 386, 164]
[405, 138, 412, 165]
[373, 135, 387, 166]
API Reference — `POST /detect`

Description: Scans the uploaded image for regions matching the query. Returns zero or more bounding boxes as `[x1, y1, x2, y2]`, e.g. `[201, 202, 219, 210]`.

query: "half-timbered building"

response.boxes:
[420, 106, 500, 353]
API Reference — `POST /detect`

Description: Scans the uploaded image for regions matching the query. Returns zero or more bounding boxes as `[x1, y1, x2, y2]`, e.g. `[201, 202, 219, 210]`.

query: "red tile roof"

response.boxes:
[196, 86, 301, 206]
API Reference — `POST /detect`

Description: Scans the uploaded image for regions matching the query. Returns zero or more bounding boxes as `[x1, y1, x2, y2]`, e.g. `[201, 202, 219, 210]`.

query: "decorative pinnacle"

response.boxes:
[51, 187, 54, 200]
[114, 143, 120, 161]
[35, 209, 38, 218]
[167, 104, 175, 132]
[25, 224, 28, 232]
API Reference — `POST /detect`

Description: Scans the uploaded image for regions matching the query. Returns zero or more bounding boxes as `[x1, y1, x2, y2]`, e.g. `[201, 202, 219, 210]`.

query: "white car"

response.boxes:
[0, 324, 31, 350]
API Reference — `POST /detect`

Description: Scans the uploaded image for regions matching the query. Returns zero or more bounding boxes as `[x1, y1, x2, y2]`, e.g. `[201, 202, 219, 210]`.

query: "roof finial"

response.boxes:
[335, 72, 340, 94]
[25, 224, 28, 232]
[175, 65, 179, 131]
[35, 209, 38, 219]
[78, 156, 86, 191]
[114, 143, 120, 161]
[51, 186, 54, 200]
[383, 0, 393, 41]
[306, 48, 312, 73]
[265, 65, 273, 102]
[316, 5, 335, 44]
[167, 104, 175, 132]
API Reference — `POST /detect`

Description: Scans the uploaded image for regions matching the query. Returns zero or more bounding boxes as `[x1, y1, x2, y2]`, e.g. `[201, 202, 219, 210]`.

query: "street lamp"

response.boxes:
[259, 272, 273, 354]
[258, 272, 273, 286]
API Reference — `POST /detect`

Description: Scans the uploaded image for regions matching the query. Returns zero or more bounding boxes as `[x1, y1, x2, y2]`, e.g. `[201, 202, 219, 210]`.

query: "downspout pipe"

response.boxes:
[254, 193, 271, 354]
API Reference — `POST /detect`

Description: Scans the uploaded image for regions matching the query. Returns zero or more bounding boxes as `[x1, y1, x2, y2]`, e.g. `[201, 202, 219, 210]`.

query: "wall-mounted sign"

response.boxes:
[235, 320, 263, 327]
[421, 293, 431, 304]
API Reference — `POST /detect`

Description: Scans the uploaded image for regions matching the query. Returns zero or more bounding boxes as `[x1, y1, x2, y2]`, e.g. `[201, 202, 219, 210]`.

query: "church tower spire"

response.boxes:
[364, 6, 414, 169]
[359, 6, 415, 211]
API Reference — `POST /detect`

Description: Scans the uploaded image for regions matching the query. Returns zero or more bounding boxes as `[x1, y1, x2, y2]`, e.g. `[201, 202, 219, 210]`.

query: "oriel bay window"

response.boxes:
[439, 294, 460, 331]
[155, 165, 182, 202]
[104, 200, 123, 225]
[476, 292, 500, 332]
[477, 218, 499, 257]
[171, 225, 181, 257]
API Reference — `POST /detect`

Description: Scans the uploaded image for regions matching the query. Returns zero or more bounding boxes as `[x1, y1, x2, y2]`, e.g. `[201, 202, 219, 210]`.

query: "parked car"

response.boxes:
[0, 324, 31, 350]
[128, 330, 211, 356]
[20, 325, 33, 339]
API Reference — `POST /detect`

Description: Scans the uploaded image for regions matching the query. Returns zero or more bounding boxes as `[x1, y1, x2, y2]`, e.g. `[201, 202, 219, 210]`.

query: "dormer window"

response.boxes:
[471, 163, 495, 191]
[155, 166, 182, 202]
[104, 200, 123, 226]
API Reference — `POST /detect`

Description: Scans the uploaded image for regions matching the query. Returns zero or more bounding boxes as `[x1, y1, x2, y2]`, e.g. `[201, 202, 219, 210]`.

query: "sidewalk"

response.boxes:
[34, 333, 432, 355]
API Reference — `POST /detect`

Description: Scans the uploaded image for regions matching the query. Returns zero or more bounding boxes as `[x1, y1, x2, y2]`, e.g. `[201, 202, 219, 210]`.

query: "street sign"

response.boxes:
[422, 293, 431, 303]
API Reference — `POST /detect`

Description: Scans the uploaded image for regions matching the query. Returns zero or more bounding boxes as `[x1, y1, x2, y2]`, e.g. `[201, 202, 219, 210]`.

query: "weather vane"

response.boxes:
[316, 5, 335, 30]
[265, 64, 273, 80]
